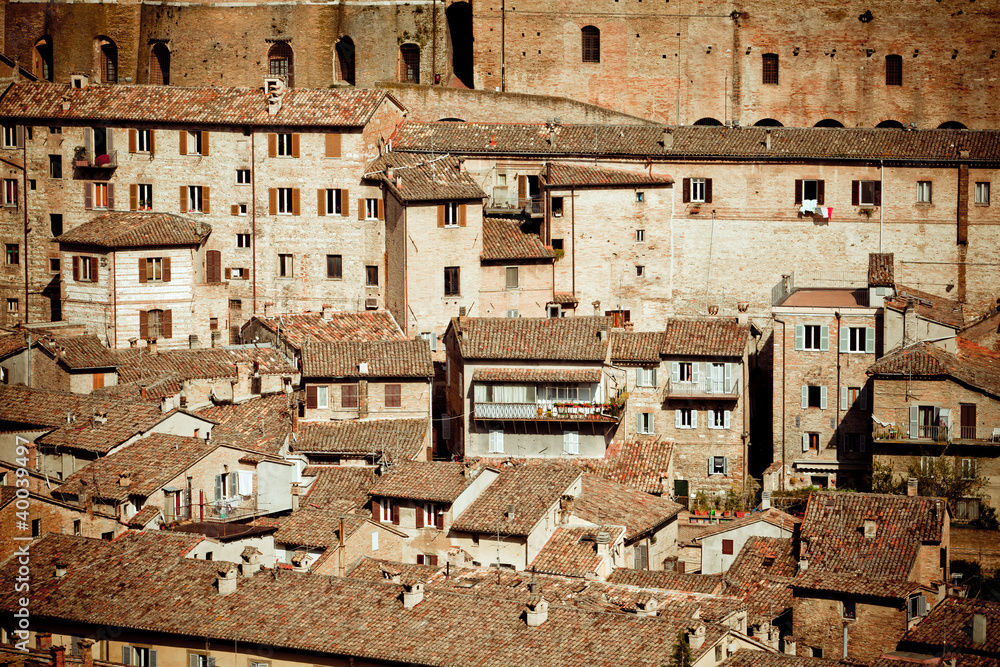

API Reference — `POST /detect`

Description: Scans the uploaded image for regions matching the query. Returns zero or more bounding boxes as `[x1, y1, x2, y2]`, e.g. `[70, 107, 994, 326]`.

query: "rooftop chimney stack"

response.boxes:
[761, 490, 772, 510]
[907, 478, 919, 497]
[402, 581, 425, 609]
[78, 639, 95, 667]
[863, 520, 877, 539]
[525, 596, 549, 626]
[635, 595, 659, 618]
[36, 632, 52, 651]
[595, 529, 611, 557]
[903, 297, 918, 346]
[662, 127, 673, 150]
[973, 613, 987, 644]
[51, 646, 66, 667]
[217, 563, 238, 595]
[54, 561, 68, 578]
[148, 339, 158, 355]
[241, 546, 263, 577]
[688, 625, 706, 650]
[765, 129, 772, 151]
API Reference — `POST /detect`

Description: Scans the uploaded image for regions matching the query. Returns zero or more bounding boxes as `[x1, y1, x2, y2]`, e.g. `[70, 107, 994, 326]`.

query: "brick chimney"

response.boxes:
[903, 298, 918, 346]
[54, 561, 68, 578]
[36, 632, 52, 650]
[907, 478, 919, 497]
[51, 645, 66, 667]
[525, 595, 549, 626]
[148, 339, 158, 355]
[78, 639, 95, 667]
[241, 546, 262, 577]
[634, 594, 658, 618]
[402, 580, 425, 609]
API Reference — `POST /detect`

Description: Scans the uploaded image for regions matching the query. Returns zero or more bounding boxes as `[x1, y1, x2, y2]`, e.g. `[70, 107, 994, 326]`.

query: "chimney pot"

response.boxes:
[907, 478, 919, 497]
[54, 562, 68, 578]
[973, 613, 987, 644]
[761, 490, 772, 510]
[217, 564, 238, 595]
[36, 632, 52, 651]
[525, 596, 549, 626]
[688, 624, 706, 650]
[51, 646, 66, 667]
[78, 639, 95, 667]
[662, 127, 673, 150]
[863, 520, 877, 539]
[403, 581, 425, 609]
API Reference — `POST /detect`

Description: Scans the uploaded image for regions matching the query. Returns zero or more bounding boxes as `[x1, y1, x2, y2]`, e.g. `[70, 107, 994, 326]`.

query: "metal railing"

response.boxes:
[664, 378, 739, 397]
[474, 401, 621, 421]
[485, 194, 542, 214]
[82, 150, 118, 169]
[956, 425, 1000, 442]
[873, 422, 951, 442]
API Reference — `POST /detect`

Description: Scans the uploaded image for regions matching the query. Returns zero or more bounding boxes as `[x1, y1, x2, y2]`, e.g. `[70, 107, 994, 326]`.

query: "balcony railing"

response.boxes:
[955, 425, 1000, 443]
[873, 422, 952, 443]
[200, 495, 258, 522]
[74, 150, 118, 170]
[664, 378, 739, 399]
[474, 400, 622, 422]
[484, 194, 542, 215]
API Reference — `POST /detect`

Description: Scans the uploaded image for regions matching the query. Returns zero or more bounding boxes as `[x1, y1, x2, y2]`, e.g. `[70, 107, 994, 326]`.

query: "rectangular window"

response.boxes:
[236, 233, 251, 248]
[3, 179, 18, 207]
[342, 384, 359, 408]
[278, 253, 293, 278]
[637, 413, 655, 434]
[444, 266, 461, 296]
[187, 130, 203, 155]
[762, 53, 779, 84]
[365, 198, 380, 220]
[860, 180, 876, 206]
[844, 433, 865, 453]
[675, 409, 691, 430]
[145, 257, 164, 282]
[975, 182, 990, 205]
[137, 183, 152, 211]
[636, 265, 645, 278]
[325, 188, 343, 215]
[315, 386, 329, 409]
[2, 125, 19, 148]
[708, 409, 730, 430]
[5, 244, 18, 265]
[551, 196, 564, 217]
[848, 387, 861, 407]
[563, 430, 579, 454]
[886, 55, 903, 86]
[917, 181, 932, 203]
[366, 265, 379, 286]
[146, 309, 167, 339]
[49, 258, 60, 273]
[637, 367, 657, 388]
[801, 179, 819, 201]
[690, 178, 706, 203]
[807, 432, 820, 451]
[136, 129, 151, 153]
[849, 327, 865, 352]
[803, 324, 822, 350]
[276, 187, 293, 214]
[421, 503, 439, 527]
[230, 267, 247, 280]
[275, 133, 293, 157]
[326, 254, 342, 279]
[49, 155, 62, 179]
[385, 384, 402, 408]
[710, 456, 727, 475]
[7, 298, 18, 313]
[961, 458, 978, 480]
[635, 229, 645, 242]
[188, 185, 203, 212]
[489, 430, 505, 453]
[237, 203, 248, 216]
[93, 182, 109, 209]
[443, 202, 460, 227]
[379, 498, 394, 523]
[722, 539, 734, 555]
[31, 519, 41, 537]
[77, 256, 96, 282]
[505, 266, 519, 289]
[807, 386, 823, 409]
[635, 191, 645, 203]
[51, 214, 63, 237]
[236, 168, 251, 184]
[843, 601, 856, 619]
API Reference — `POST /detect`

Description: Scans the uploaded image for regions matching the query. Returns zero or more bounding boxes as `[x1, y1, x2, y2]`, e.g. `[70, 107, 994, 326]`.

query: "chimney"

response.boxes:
[973, 613, 987, 644]
[160, 395, 172, 414]
[290, 482, 301, 511]
[907, 478, 919, 497]
[189, 334, 200, 350]
[863, 520, 877, 539]
[761, 490, 771, 510]
[784, 638, 797, 656]
[78, 639, 95, 667]
[241, 546, 263, 577]
[217, 563, 238, 595]
[595, 529, 611, 557]
[737, 301, 750, 324]
[267, 91, 282, 115]
[140, 384, 148, 400]
[36, 632, 52, 651]
[548, 127, 556, 149]
[688, 625, 706, 650]
[54, 561, 68, 578]
[505, 503, 516, 521]
[798, 559, 809, 573]
[51, 646, 66, 667]
[662, 127, 673, 150]
[129, 337, 138, 348]
[321, 304, 333, 321]
[765, 129, 772, 151]
[903, 298, 918, 346]
[402, 580, 425, 609]
[635, 595, 658, 618]
[386, 166, 394, 181]
[359, 361, 369, 375]
[148, 339, 158, 355]
[525, 596, 549, 626]
[118, 474, 131, 488]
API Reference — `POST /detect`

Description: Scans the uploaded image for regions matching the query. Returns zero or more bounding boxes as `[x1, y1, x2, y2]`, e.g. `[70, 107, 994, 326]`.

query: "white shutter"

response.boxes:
[724, 410, 731, 430]
[909, 405, 919, 438]
[722, 457, 729, 476]
[214, 474, 222, 501]
[189, 655, 199, 667]
[866, 327, 876, 354]
[675, 410, 682, 429]
[839, 325, 849, 352]
[692, 362, 700, 383]
[671, 362, 680, 383]
[841, 387, 849, 410]
[564, 431, 579, 454]
[802, 433, 809, 452]
[651, 367, 657, 387]
[820, 386, 828, 410]
[724, 363, 732, 392]
[794, 324, 804, 351]
[123, 648, 131, 666]
[820, 325, 830, 351]
[372, 532, 379, 550]
[691, 410, 697, 428]
[708, 457, 713, 475]
[801, 386, 809, 409]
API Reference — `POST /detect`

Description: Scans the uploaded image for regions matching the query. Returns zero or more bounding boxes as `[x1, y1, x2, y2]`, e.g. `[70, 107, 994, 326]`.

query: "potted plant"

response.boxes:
[73, 146, 88, 167]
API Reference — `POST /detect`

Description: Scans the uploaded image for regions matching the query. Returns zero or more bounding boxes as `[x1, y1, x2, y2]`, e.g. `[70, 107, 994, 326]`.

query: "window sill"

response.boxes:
[974, 202, 990, 207]
[326, 277, 344, 281]
[915, 202, 933, 207]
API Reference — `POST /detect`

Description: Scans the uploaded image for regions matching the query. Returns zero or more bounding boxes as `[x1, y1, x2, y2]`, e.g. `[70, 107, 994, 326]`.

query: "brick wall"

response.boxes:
[792, 592, 908, 661]
[302, 378, 430, 422]
[0, 497, 120, 562]
[479, 261, 552, 319]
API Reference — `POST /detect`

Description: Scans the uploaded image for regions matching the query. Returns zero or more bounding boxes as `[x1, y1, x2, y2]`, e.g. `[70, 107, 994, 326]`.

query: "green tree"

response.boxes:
[871, 459, 904, 494]
[668, 630, 692, 667]
[906, 454, 985, 504]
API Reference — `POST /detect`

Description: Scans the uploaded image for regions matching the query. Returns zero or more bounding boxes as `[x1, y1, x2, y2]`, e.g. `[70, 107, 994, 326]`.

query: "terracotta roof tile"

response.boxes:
[606, 569, 723, 594]
[719, 652, 837, 667]
[370, 461, 475, 503]
[249, 312, 404, 350]
[581, 437, 674, 494]
[868, 252, 895, 287]
[56, 212, 211, 248]
[900, 597, 1000, 654]
[610, 331, 664, 363]
[529, 526, 622, 578]
[451, 465, 581, 536]
[126, 505, 161, 528]
[301, 340, 433, 378]
[792, 571, 923, 598]
[472, 367, 602, 383]
[481, 217, 555, 261]
[660, 319, 748, 357]
[574, 474, 683, 541]
[0, 332, 28, 359]
[722, 536, 798, 623]
[112, 346, 295, 385]
[274, 509, 368, 549]
[0, 82, 395, 127]
[886, 284, 965, 329]
[34, 402, 168, 454]
[47, 335, 116, 369]
[303, 466, 376, 512]
[196, 394, 293, 455]
[293, 419, 428, 461]
[0, 385, 143, 430]
[367, 153, 485, 202]
[867, 339, 1000, 398]
[453, 316, 610, 361]
[693, 508, 799, 541]
[546, 163, 672, 187]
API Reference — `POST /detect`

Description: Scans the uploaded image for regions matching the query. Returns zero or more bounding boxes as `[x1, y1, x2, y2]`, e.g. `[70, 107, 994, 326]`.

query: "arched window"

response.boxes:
[754, 118, 783, 127]
[33, 37, 53, 82]
[150, 43, 170, 85]
[876, 120, 904, 129]
[99, 38, 118, 84]
[885, 55, 902, 86]
[268, 42, 294, 87]
[814, 119, 845, 128]
[581, 26, 600, 63]
[336, 37, 356, 85]
[938, 121, 967, 130]
[399, 44, 420, 83]
[693, 118, 723, 126]
[762, 53, 778, 85]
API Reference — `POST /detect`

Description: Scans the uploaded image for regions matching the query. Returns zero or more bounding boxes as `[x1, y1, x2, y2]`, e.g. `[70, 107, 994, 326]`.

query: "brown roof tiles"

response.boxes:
[660, 319, 748, 357]
[886, 284, 965, 329]
[56, 212, 211, 248]
[581, 437, 674, 494]
[249, 311, 404, 350]
[471, 367, 602, 383]
[692, 508, 799, 542]
[610, 330, 665, 363]
[481, 217, 555, 261]
[451, 465, 580, 536]
[453, 316, 610, 361]
[273, 509, 368, 549]
[46, 335, 117, 369]
[370, 461, 476, 503]
[546, 163, 673, 187]
[528, 526, 622, 578]
[367, 153, 485, 202]
[301, 340, 433, 378]
[293, 418, 428, 461]
[606, 569, 724, 594]
[868, 252, 895, 287]
[303, 466, 376, 512]
[900, 597, 1000, 654]
[573, 474, 683, 541]
[867, 339, 1000, 398]
[196, 394, 292, 455]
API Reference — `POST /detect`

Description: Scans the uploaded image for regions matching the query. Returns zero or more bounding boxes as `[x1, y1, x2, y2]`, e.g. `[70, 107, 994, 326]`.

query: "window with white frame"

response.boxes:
[276, 187, 293, 214]
[187, 185, 203, 213]
[708, 409, 730, 430]
[137, 183, 152, 211]
[316, 385, 329, 409]
[444, 202, 460, 227]
[709, 456, 728, 475]
[187, 131, 203, 155]
[961, 458, 978, 479]
[2, 126, 19, 148]
[690, 178, 706, 202]
[230, 267, 247, 279]
[636, 192, 644, 203]
[2, 179, 15, 207]
[917, 181, 932, 203]
[278, 253, 293, 278]
[635, 229, 645, 242]
[379, 498, 393, 523]
[325, 188, 343, 215]
[842, 386, 867, 411]
[505, 266, 519, 289]
[674, 409, 694, 430]
[637, 367, 657, 388]
[275, 133, 293, 156]
[975, 182, 990, 205]
[136, 130, 151, 153]
[636, 265, 645, 278]
[563, 430, 579, 454]
[236, 168, 251, 184]
[123, 647, 156, 667]
[858, 180, 877, 206]
[145, 257, 164, 282]
[542, 384, 591, 401]
[551, 196, 564, 217]
[840, 325, 874, 354]
[365, 198, 380, 220]
[5, 244, 18, 265]
[7, 298, 18, 313]
[796, 324, 826, 351]
[637, 412, 655, 434]
[422, 502, 439, 527]
[676, 361, 695, 383]
[237, 233, 251, 248]
[489, 430, 504, 453]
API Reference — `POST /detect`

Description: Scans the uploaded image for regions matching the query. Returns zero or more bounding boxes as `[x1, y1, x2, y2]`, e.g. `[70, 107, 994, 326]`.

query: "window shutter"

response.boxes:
[851, 181, 859, 206]
[231, 204, 239, 216]
[84, 182, 93, 210]
[225, 268, 232, 280]
[704, 179, 713, 203]
[651, 368, 658, 387]
[671, 362, 680, 383]
[207, 250, 221, 283]
[268, 188, 277, 215]
[437, 205, 445, 228]
[839, 325, 849, 352]
[707, 457, 713, 475]
[866, 327, 876, 354]
[377, 198, 384, 220]
[692, 362, 699, 383]
[72, 256, 79, 281]
[189, 655, 198, 667]
[128, 129, 137, 153]
[84, 127, 93, 158]
[371, 498, 380, 521]
[306, 385, 318, 409]
[682, 178, 690, 203]
[15, 125, 24, 148]
[817, 180, 825, 205]
[122, 647, 131, 665]
[292, 188, 301, 216]
[459, 203, 467, 226]
[107, 183, 115, 210]
[724, 363, 731, 390]
[801, 386, 808, 409]
[436, 510, 444, 530]
[325, 133, 341, 158]
[340, 189, 350, 216]
[429, 555, 439, 567]
[202, 186, 210, 213]
[180, 186, 187, 213]
[392, 503, 399, 525]
[90, 257, 97, 279]
[267, 133, 277, 157]
[841, 387, 848, 410]
[820, 325, 830, 351]
[802, 434, 809, 452]
[163, 257, 171, 282]
[820, 386, 828, 410]
[690, 411, 696, 429]
[358, 198, 364, 220]
[416, 506, 424, 528]
[860, 387, 867, 411]
[138, 258, 148, 283]
[159, 309, 172, 338]
[291, 133, 300, 158]
[873, 181, 882, 206]
[794, 179, 803, 204]
[201, 131, 210, 156]
[179, 130, 187, 155]
[723, 457, 728, 476]
[207, 658, 216, 667]
[130, 184, 138, 211]
[150, 650, 157, 667]
[909, 405, 919, 438]
[794, 324, 804, 350]
[139, 309, 149, 338]
[149, 130, 156, 156]
[724, 410, 731, 429]
[317, 189, 326, 216]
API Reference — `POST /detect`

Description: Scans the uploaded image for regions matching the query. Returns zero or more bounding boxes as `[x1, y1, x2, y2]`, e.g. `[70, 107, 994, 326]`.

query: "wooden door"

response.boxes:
[961, 404, 976, 440]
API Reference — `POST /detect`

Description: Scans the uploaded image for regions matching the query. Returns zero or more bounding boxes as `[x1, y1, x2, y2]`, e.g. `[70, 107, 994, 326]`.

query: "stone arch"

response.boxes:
[335, 36, 356, 85]
[96, 36, 118, 84]
[268, 42, 294, 87]
[692, 117, 723, 126]
[938, 121, 967, 130]
[814, 119, 845, 128]
[875, 120, 904, 129]
[150, 42, 170, 85]
[754, 118, 783, 127]
[33, 36, 53, 82]
[439, 117, 465, 122]
[446, 2, 473, 88]
[581, 26, 600, 63]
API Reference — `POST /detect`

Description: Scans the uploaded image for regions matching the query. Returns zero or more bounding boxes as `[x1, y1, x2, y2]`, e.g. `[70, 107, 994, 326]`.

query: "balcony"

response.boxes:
[484, 194, 543, 217]
[955, 425, 1000, 444]
[873, 423, 952, 444]
[474, 400, 623, 423]
[199, 495, 259, 522]
[73, 150, 118, 172]
[664, 378, 739, 400]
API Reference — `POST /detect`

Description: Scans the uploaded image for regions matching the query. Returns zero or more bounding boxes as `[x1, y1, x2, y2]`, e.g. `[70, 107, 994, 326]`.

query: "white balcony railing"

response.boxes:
[664, 378, 739, 397]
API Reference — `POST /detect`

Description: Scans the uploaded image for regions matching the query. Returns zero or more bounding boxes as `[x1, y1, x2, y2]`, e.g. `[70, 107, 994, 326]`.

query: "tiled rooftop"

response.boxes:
[660, 319, 749, 357]
[868, 252, 895, 287]
[606, 569, 724, 594]
[719, 652, 837, 667]
[867, 339, 1000, 398]
[34, 401, 167, 454]
[573, 474, 683, 541]
[581, 436, 674, 494]
[367, 153, 485, 202]
[273, 509, 368, 549]
[303, 466, 376, 512]
[55, 212, 211, 248]
[546, 163, 673, 187]
[293, 418, 428, 461]
[370, 461, 477, 503]
[481, 217, 555, 262]
[610, 330, 665, 363]
[693, 508, 799, 541]
[899, 597, 1000, 654]
[0, 331, 28, 359]
[452, 316, 610, 361]
[529, 526, 623, 578]
[0, 82, 398, 127]
[792, 571, 924, 598]
[46, 334, 117, 369]
[886, 284, 965, 329]
[0, 385, 141, 431]
[722, 537, 797, 624]
[301, 339, 433, 378]
[196, 393, 293, 456]
[471, 367, 603, 384]
[249, 311, 405, 349]
[392, 122, 1000, 163]
[451, 465, 581, 537]
[112, 345, 295, 385]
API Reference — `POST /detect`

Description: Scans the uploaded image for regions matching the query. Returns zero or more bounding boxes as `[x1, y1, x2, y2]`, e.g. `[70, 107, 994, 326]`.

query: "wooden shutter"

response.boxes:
[392, 503, 400, 525]
[138, 258, 148, 283]
[90, 257, 97, 280]
[794, 179, 803, 204]
[292, 188, 301, 216]
[317, 189, 326, 216]
[202, 186, 210, 214]
[377, 198, 384, 220]
[682, 178, 690, 203]
[149, 130, 156, 156]
[459, 204, 467, 226]
[130, 184, 138, 211]
[436, 510, 444, 530]
[820, 325, 829, 351]
[231, 204, 239, 216]
[201, 131, 210, 156]
[161, 257, 170, 282]
[162, 309, 172, 338]
[428, 555, 439, 566]
[267, 133, 277, 158]
[817, 180, 825, 205]
[291, 133, 300, 158]
[371, 498, 380, 522]
[306, 385, 318, 409]
[358, 198, 364, 220]
[326, 133, 341, 158]
[416, 506, 424, 528]
[794, 324, 804, 350]
[225, 268, 232, 280]
[207, 250, 221, 283]
[72, 256, 79, 281]
[139, 310, 149, 339]
[179, 130, 187, 155]
[269, 189, 277, 215]
[437, 205, 445, 228]
[340, 189, 349, 216]
[84, 128, 93, 158]
[128, 129, 137, 153]
[107, 183, 115, 210]
[873, 181, 882, 206]
[15, 126, 24, 148]
[518, 175, 527, 203]
[704, 178, 713, 203]
[851, 181, 860, 206]
[180, 186, 187, 213]
[84, 182, 93, 210]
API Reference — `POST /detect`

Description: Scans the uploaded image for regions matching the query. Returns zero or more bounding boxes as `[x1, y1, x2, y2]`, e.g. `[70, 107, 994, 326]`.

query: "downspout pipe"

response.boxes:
[251, 129, 257, 315]
[23, 134, 29, 323]
[773, 316, 787, 486]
